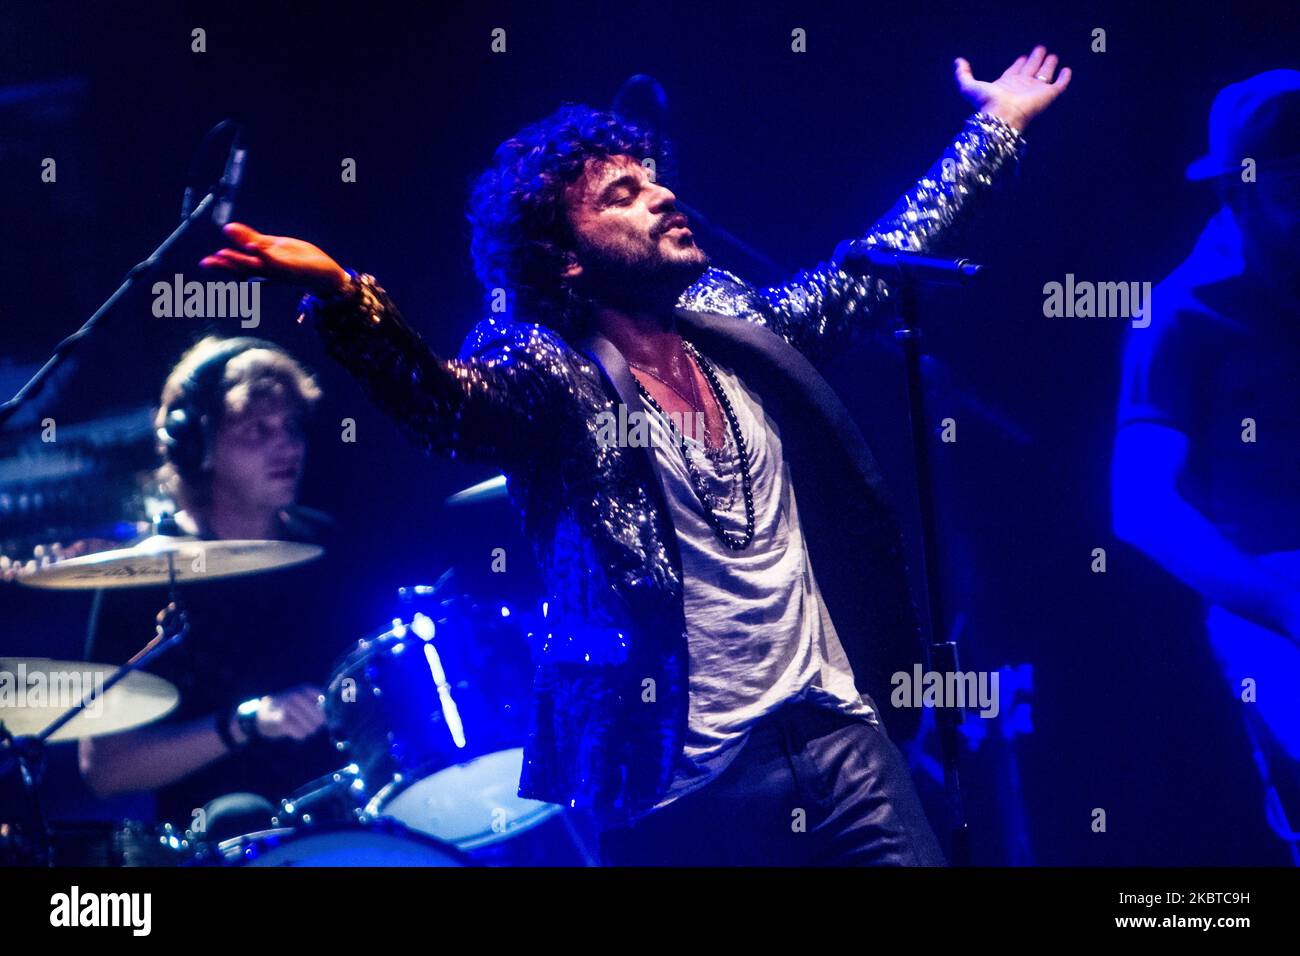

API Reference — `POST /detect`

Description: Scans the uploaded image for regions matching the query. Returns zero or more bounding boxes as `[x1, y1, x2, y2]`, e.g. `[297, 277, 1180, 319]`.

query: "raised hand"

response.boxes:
[200, 222, 351, 297]
[954, 45, 1072, 132]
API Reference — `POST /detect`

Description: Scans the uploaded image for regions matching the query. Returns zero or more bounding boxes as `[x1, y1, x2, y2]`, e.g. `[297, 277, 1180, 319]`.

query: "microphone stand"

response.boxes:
[837, 242, 983, 866]
[896, 280, 970, 866]
[0, 121, 239, 431]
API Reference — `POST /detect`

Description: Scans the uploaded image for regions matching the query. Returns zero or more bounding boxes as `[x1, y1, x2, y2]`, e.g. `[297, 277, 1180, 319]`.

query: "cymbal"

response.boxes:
[444, 474, 507, 506]
[0, 658, 178, 740]
[16, 535, 324, 591]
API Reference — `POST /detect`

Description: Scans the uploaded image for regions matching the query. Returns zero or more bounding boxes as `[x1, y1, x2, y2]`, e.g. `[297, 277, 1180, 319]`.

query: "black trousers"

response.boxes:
[599, 697, 947, 866]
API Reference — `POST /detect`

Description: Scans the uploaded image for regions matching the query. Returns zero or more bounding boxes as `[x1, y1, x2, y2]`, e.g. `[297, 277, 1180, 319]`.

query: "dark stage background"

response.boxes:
[2, 0, 1297, 864]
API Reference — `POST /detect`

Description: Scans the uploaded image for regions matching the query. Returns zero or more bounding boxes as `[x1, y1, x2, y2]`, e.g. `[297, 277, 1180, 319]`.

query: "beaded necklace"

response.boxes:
[635, 341, 755, 550]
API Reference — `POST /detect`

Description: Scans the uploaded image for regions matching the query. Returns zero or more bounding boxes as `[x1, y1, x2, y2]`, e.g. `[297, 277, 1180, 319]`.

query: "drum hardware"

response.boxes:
[7, 556, 598, 865]
[2, 516, 307, 866]
[0, 654, 182, 863]
[1, 594, 188, 866]
[273, 765, 368, 828]
[209, 818, 471, 867]
[45, 820, 195, 867]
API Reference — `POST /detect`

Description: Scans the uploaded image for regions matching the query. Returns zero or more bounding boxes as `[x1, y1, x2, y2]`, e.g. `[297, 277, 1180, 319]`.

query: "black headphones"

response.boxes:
[156, 336, 279, 484]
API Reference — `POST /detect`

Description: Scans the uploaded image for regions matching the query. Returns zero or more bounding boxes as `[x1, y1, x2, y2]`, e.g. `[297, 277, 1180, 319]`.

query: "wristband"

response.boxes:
[215, 705, 246, 752]
[296, 271, 384, 327]
[236, 697, 263, 745]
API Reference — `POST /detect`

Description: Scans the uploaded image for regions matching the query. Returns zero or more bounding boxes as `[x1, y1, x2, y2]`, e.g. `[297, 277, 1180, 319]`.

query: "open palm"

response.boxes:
[201, 222, 349, 296]
[955, 45, 1071, 132]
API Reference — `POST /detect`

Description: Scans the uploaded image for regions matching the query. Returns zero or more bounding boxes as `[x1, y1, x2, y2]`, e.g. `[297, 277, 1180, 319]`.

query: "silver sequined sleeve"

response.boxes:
[301, 275, 579, 469]
[677, 112, 1027, 357]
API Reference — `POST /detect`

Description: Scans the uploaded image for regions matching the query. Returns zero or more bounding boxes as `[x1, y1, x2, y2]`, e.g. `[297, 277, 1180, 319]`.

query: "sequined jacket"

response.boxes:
[303, 112, 1026, 826]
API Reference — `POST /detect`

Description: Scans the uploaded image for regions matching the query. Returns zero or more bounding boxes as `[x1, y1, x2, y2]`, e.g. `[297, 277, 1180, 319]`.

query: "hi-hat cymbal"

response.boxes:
[0, 658, 178, 740]
[16, 535, 324, 591]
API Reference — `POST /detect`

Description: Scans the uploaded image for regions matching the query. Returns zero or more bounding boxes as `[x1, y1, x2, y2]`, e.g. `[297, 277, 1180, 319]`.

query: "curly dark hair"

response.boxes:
[467, 103, 675, 336]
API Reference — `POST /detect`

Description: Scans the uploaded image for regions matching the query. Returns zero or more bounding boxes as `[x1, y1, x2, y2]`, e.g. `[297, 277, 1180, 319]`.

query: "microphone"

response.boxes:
[832, 240, 983, 286]
[212, 130, 247, 227]
[612, 74, 669, 133]
[179, 120, 243, 223]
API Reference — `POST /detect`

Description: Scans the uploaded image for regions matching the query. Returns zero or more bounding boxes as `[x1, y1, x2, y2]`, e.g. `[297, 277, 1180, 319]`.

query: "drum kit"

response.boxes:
[1, 521, 591, 867]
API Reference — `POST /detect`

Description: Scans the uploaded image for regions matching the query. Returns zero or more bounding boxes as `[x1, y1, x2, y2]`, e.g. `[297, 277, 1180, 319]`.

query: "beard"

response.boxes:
[571, 228, 711, 312]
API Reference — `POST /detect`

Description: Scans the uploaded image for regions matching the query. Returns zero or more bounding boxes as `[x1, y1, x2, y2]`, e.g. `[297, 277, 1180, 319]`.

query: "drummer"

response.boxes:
[79, 335, 356, 843]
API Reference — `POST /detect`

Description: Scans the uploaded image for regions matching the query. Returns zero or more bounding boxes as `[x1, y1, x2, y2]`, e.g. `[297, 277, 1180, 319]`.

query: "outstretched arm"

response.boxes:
[201, 223, 578, 470]
[682, 46, 1070, 358]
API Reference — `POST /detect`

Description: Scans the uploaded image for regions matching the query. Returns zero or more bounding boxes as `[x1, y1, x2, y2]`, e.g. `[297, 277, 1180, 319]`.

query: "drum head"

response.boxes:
[218, 822, 469, 867]
[369, 748, 561, 850]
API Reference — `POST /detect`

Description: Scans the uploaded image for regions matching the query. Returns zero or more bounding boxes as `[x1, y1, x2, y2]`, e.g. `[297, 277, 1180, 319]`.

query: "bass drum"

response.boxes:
[215, 820, 470, 867]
